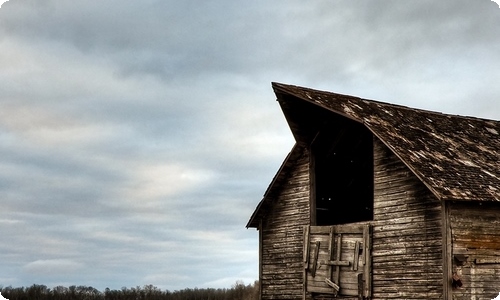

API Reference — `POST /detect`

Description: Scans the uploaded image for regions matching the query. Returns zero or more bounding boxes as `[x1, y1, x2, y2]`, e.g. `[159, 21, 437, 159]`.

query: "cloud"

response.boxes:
[0, 0, 499, 292]
[23, 259, 84, 275]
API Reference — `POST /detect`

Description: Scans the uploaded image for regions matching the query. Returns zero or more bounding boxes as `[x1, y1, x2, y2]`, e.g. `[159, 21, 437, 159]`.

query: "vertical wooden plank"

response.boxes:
[309, 147, 317, 226]
[303, 225, 310, 300]
[353, 241, 360, 271]
[304, 225, 310, 267]
[363, 225, 372, 298]
[312, 241, 320, 277]
[442, 201, 452, 300]
[328, 226, 335, 281]
[335, 233, 342, 284]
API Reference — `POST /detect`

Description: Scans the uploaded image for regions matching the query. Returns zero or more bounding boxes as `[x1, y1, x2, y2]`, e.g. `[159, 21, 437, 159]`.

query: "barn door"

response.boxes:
[303, 224, 371, 299]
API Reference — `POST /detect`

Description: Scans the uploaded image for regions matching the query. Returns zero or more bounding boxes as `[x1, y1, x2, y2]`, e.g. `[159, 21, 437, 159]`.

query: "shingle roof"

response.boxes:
[272, 82, 500, 202]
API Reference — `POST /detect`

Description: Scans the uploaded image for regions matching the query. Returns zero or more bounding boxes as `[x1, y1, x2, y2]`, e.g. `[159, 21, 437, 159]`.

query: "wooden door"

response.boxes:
[303, 224, 371, 299]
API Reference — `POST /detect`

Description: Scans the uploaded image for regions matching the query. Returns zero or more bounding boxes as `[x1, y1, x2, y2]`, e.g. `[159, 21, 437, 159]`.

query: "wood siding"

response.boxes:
[372, 138, 444, 299]
[450, 201, 500, 300]
[260, 147, 311, 300]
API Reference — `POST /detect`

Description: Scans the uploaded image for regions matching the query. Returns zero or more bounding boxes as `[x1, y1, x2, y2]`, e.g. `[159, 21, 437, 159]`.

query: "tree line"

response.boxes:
[0, 280, 259, 300]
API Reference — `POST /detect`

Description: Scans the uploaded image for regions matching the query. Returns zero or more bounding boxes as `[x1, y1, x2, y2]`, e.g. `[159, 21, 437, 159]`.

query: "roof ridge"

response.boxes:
[271, 81, 500, 123]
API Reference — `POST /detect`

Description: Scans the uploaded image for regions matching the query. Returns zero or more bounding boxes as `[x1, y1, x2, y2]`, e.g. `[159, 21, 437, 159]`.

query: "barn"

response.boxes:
[246, 82, 500, 300]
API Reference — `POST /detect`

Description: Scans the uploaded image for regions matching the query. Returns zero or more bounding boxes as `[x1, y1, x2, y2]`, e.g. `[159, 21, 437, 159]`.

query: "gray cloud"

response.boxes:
[0, 0, 499, 292]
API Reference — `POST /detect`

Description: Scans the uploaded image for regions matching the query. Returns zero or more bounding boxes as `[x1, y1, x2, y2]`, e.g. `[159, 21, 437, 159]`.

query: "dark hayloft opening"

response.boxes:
[312, 114, 374, 225]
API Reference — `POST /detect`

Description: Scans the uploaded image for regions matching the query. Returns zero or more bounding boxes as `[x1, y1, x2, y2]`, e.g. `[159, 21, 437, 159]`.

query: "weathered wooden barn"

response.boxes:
[246, 82, 500, 300]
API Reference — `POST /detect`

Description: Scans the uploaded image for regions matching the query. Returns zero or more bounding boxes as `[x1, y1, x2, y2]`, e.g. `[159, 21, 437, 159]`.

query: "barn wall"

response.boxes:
[260, 146, 311, 300]
[450, 201, 500, 300]
[372, 138, 444, 299]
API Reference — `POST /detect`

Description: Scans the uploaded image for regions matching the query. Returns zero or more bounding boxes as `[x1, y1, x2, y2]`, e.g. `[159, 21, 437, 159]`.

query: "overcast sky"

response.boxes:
[1, 0, 500, 292]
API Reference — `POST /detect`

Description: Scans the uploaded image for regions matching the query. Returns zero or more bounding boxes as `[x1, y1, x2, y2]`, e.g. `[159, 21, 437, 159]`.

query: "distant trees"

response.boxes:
[0, 280, 259, 300]
[229, 280, 258, 300]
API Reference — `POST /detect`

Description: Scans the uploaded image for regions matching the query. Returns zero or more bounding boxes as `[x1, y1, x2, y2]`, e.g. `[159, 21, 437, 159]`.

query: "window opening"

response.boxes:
[312, 117, 373, 226]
